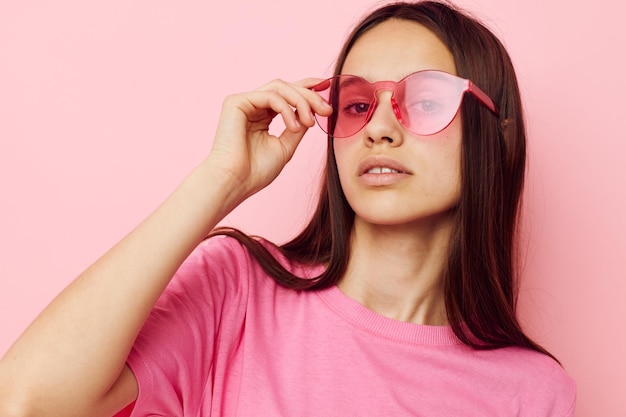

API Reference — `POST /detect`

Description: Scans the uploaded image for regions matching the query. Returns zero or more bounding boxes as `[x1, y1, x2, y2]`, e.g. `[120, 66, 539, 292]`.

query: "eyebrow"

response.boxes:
[338, 76, 371, 89]
[342, 70, 452, 84]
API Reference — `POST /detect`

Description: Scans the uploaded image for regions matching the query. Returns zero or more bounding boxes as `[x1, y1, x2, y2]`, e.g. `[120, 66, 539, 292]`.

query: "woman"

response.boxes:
[0, 1, 575, 416]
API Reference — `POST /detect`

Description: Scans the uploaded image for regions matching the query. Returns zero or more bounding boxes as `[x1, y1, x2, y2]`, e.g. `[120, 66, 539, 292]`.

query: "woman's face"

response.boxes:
[333, 19, 462, 231]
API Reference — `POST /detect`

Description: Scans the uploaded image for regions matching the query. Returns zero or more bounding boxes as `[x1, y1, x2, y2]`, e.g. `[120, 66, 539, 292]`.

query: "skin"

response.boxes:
[334, 19, 461, 326]
[0, 17, 460, 417]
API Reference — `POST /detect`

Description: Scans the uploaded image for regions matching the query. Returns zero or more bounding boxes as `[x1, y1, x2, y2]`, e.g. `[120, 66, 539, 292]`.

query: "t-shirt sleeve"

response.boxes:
[125, 236, 249, 416]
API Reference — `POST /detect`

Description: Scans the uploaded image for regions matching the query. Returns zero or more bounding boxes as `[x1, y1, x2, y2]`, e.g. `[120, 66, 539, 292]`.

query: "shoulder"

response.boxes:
[192, 234, 321, 279]
[191, 234, 281, 265]
[475, 346, 576, 416]
[181, 234, 272, 282]
[503, 346, 575, 388]
[189, 234, 254, 266]
[157, 235, 262, 308]
[179, 235, 301, 294]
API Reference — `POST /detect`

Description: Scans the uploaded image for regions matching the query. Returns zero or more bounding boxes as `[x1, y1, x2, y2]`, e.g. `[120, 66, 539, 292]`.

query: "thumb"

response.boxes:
[277, 124, 309, 163]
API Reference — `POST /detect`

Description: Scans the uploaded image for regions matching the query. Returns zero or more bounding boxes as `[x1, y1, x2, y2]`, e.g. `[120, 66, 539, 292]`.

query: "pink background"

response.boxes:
[1, 1, 624, 415]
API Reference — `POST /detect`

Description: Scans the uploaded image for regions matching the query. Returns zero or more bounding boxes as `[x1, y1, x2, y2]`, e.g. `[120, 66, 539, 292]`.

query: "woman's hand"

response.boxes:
[204, 78, 332, 203]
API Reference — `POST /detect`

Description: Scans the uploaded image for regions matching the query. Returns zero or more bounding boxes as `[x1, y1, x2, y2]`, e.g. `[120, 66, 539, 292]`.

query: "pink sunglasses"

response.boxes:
[311, 70, 499, 138]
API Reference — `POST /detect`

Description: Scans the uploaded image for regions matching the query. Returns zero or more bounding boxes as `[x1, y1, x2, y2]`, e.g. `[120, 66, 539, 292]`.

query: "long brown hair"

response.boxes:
[210, 1, 556, 361]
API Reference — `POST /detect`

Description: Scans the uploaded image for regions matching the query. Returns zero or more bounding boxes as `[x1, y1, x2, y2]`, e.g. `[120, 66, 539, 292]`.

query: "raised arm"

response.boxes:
[0, 79, 331, 417]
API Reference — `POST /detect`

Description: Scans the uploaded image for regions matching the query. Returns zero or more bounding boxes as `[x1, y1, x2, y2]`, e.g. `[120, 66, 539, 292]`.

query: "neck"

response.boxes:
[338, 215, 454, 326]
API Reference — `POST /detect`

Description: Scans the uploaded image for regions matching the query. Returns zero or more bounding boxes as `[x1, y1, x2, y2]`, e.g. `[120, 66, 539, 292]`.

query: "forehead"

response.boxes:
[341, 19, 457, 81]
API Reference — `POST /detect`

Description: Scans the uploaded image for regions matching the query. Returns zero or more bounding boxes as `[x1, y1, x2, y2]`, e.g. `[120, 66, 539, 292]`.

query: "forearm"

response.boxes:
[0, 161, 243, 416]
[0, 76, 327, 416]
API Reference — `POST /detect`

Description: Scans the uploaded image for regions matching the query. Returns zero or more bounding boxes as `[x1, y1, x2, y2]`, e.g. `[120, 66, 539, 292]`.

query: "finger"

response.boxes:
[258, 79, 328, 127]
[232, 90, 302, 133]
[291, 78, 334, 118]
[264, 90, 305, 132]
[256, 80, 315, 127]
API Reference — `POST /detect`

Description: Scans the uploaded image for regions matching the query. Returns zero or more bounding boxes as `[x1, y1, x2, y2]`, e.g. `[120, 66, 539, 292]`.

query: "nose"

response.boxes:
[362, 90, 404, 146]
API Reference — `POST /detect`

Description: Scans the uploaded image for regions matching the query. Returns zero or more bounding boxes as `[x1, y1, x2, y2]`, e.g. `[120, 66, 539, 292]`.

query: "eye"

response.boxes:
[414, 100, 441, 114]
[406, 97, 444, 116]
[342, 101, 371, 117]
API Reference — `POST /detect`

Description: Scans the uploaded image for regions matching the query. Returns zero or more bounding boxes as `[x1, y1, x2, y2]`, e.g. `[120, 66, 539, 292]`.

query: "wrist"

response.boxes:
[181, 160, 248, 222]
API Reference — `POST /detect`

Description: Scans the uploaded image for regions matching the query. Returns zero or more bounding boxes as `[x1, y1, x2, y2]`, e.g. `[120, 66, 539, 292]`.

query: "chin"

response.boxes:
[353, 206, 457, 230]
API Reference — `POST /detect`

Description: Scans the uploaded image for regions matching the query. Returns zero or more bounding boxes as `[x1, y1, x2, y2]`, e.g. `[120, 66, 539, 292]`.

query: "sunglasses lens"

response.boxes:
[313, 76, 372, 138]
[312, 71, 466, 138]
[400, 72, 465, 136]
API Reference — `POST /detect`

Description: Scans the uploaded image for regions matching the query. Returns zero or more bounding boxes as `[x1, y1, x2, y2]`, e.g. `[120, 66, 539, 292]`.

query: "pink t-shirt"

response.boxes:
[125, 236, 576, 416]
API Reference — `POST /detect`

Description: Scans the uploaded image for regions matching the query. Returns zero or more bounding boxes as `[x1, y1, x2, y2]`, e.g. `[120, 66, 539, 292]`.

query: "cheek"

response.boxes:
[438, 114, 463, 161]
[428, 116, 463, 198]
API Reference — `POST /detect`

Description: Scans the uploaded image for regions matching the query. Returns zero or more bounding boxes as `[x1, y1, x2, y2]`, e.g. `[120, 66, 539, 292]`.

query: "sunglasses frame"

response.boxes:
[311, 69, 500, 138]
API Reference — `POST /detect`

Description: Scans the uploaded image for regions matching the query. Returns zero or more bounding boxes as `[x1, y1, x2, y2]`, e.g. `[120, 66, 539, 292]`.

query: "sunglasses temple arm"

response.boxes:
[467, 81, 500, 117]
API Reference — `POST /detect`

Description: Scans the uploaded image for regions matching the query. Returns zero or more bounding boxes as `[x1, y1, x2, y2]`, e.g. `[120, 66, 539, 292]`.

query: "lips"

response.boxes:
[356, 155, 411, 186]
[357, 155, 411, 176]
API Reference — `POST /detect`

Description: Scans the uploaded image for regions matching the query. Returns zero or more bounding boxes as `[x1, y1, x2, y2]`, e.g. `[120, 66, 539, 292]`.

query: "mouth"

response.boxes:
[365, 166, 402, 174]
[357, 156, 411, 186]
[358, 156, 410, 176]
